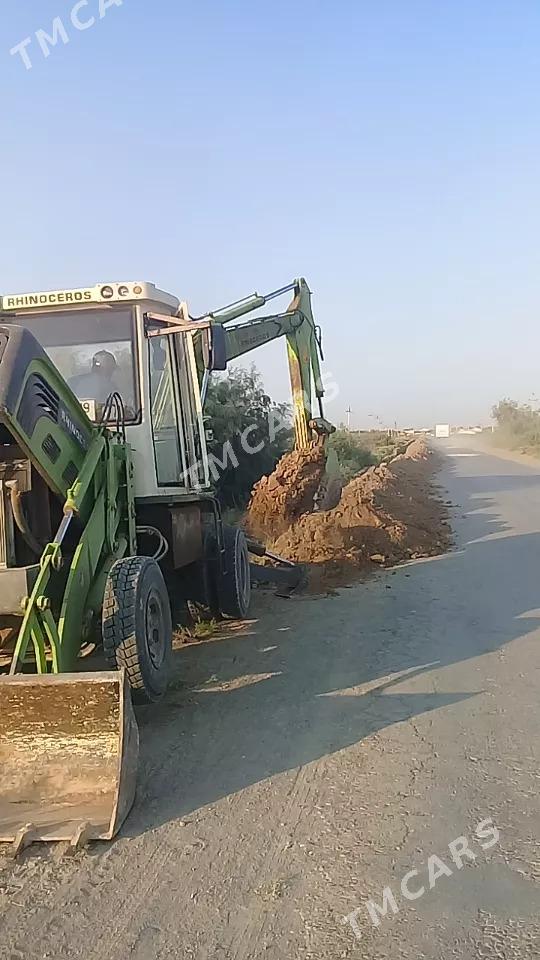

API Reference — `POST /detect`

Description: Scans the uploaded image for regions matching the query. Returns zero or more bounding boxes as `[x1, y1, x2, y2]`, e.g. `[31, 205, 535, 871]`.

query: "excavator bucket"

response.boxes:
[317, 444, 343, 510]
[0, 672, 138, 853]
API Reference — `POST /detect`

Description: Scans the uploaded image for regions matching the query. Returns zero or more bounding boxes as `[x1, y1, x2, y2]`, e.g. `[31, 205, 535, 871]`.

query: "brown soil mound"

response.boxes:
[258, 438, 451, 586]
[246, 439, 327, 540]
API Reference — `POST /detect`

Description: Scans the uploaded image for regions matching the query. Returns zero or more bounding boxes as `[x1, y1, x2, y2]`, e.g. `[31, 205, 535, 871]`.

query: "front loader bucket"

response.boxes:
[0, 672, 139, 851]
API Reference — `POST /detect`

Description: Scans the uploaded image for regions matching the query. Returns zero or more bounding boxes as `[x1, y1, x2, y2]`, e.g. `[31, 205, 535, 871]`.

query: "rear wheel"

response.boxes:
[102, 556, 172, 703]
[218, 526, 251, 619]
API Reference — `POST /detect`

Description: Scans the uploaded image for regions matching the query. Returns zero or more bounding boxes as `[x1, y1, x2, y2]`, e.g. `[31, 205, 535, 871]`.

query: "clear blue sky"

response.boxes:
[2, 1, 540, 427]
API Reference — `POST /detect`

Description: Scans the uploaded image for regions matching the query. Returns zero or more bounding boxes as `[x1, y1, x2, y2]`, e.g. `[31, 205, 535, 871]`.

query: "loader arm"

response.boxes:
[0, 323, 139, 848]
[202, 279, 333, 449]
[0, 325, 136, 675]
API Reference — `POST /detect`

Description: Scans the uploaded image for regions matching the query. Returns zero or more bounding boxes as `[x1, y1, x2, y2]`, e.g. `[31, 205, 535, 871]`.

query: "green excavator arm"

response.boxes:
[199, 279, 334, 448]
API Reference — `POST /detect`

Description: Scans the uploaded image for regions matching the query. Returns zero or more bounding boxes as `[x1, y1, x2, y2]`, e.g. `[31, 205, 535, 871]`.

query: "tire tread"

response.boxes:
[103, 556, 171, 702]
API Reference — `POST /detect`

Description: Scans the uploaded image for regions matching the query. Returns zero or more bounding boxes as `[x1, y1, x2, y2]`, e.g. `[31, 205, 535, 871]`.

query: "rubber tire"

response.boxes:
[102, 556, 173, 704]
[218, 526, 251, 619]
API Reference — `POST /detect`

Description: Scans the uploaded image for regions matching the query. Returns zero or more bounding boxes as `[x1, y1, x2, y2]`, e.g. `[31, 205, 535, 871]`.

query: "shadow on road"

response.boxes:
[125, 451, 540, 838]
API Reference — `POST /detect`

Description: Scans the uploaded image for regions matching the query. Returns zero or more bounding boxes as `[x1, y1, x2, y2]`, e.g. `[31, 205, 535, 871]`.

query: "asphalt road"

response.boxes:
[1, 439, 540, 959]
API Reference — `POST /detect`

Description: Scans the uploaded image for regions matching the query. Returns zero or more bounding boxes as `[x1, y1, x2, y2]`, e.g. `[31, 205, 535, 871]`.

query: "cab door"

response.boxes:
[147, 316, 209, 491]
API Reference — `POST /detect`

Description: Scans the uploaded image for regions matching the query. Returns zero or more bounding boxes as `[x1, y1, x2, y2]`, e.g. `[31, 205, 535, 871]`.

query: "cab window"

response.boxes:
[3, 307, 139, 422]
[149, 336, 185, 486]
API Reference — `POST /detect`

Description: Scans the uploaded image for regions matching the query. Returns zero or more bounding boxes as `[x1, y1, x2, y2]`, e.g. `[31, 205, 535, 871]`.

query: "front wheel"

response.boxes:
[102, 556, 172, 703]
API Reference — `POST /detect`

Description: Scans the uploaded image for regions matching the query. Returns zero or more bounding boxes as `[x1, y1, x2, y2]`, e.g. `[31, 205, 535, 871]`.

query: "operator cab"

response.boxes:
[0, 282, 220, 499]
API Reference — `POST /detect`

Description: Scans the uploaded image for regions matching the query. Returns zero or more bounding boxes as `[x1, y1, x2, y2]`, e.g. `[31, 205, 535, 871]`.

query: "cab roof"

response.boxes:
[0, 281, 179, 314]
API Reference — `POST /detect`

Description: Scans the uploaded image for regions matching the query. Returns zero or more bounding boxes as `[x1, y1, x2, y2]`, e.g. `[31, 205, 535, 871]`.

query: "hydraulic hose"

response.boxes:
[136, 525, 169, 562]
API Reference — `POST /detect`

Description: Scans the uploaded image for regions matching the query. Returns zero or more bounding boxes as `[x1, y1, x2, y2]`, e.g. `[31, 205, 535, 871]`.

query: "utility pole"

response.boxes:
[346, 406, 352, 431]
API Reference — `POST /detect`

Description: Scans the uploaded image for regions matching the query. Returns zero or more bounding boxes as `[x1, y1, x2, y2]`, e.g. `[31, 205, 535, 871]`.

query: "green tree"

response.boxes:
[205, 366, 292, 507]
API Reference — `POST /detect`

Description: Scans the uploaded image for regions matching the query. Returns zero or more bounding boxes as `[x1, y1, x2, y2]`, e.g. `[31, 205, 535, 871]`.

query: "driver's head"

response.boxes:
[92, 350, 117, 379]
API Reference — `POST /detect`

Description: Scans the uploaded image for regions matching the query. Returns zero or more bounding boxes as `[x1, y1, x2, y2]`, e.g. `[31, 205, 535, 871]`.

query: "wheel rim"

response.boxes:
[145, 589, 166, 669]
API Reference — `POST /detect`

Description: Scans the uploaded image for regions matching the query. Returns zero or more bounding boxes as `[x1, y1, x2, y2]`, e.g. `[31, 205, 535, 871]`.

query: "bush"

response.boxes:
[492, 399, 540, 452]
[328, 429, 409, 480]
[328, 430, 377, 481]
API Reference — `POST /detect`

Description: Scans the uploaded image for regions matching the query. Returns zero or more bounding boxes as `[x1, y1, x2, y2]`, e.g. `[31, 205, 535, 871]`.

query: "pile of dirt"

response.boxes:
[250, 438, 451, 586]
[246, 438, 327, 540]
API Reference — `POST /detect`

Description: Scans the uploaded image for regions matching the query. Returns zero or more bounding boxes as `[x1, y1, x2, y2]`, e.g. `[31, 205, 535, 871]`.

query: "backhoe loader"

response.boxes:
[0, 278, 335, 851]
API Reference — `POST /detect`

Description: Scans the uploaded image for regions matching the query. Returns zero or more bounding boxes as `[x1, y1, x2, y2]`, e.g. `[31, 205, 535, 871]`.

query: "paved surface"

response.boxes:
[1, 440, 540, 958]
